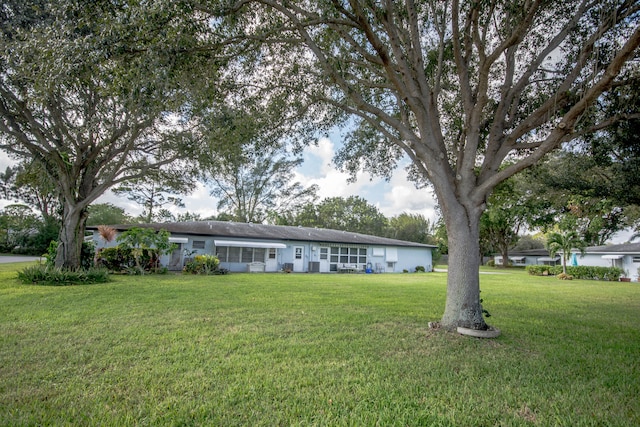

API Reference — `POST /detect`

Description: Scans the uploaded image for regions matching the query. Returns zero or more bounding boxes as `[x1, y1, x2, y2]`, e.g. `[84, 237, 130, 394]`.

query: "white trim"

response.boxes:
[214, 240, 287, 249]
[169, 237, 189, 244]
[538, 257, 560, 262]
[601, 254, 624, 260]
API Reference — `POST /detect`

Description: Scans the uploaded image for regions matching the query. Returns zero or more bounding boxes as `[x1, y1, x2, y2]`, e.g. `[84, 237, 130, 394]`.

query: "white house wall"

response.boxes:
[577, 254, 640, 280]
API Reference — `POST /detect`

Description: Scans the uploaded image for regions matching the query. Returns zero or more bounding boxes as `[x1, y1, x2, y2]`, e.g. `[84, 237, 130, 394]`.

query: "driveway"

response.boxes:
[0, 255, 41, 264]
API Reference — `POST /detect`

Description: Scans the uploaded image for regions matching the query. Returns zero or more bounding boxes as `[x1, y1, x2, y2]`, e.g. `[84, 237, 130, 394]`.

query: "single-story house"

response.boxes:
[570, 243, 640, 280]
[494, 249, 560, 267]
[494, 243, 640, 279]
[88, 221, 436, 273]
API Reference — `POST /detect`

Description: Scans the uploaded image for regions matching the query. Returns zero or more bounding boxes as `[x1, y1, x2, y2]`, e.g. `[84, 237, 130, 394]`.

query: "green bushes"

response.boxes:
[525, 265, 554, 276]
[183, 254, 222, 275]
[17, 265, 109, 286]
[94, 247, 159, 274]
[415, 265, 426, 272]
[93, 227, 176, 274]
[526, 265, 624, 281]
[43, 240, 96, 270]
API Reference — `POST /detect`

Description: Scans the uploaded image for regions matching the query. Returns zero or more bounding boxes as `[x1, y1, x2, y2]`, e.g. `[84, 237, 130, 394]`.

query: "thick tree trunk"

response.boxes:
[500, 245, 509, 268]
[55, 203, 88, 269]
[440, 206, 489, 331]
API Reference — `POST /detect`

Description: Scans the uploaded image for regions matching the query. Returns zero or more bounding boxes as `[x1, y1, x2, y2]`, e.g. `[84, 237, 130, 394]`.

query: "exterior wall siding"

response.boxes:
[92, 231, 433, 273]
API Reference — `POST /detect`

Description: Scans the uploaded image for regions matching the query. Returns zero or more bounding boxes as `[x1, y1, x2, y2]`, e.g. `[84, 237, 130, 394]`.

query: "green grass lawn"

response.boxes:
[1, 262, 639, 426]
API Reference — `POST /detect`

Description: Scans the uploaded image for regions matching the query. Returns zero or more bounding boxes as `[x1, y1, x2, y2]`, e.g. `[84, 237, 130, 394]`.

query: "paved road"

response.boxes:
[0, 256, 41, 264]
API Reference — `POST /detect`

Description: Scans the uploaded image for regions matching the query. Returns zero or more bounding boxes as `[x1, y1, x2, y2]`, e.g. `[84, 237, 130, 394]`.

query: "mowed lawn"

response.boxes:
[1, 263, 639, 426]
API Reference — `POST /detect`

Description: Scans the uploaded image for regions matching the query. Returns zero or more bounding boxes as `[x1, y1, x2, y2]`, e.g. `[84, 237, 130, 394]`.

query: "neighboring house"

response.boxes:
[88, 221, 436, 273]
[494, 249, 560, 267]
[571, 243, 640, 280]
[494, 243, 640, 279]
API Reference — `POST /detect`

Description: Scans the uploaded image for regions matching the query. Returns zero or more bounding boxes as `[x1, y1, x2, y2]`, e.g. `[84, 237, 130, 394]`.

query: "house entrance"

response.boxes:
[293, 246, 304, 272]
[169, 244, 183, 271]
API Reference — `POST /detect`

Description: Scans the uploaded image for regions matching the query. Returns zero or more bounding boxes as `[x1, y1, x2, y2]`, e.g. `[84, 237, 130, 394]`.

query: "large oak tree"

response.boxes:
[0, 1, 212, 268]
[209, 0, 640, 330]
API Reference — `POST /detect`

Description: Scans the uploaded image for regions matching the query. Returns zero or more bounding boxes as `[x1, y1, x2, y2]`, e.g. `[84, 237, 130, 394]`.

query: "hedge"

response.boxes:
[525, 265, 624, 281]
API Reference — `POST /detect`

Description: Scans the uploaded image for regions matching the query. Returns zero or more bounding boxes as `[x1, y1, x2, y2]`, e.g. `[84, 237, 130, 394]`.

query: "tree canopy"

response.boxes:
[205, 0, 640, 330]
[207, 143, 319, 224]
[292, 196, 389, 236]
[0, 0, 213, 267]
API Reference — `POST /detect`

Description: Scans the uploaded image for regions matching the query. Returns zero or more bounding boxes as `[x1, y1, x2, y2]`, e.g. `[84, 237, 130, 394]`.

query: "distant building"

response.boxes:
[494, 249, 560, 267]
[88, 221, 436, 273]
[572, 243, 640, 280]
[494, 243, 640, 279]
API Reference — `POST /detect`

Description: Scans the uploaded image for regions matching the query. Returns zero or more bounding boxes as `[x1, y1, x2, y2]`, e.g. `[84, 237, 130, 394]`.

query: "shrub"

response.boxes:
[557, 273, 573, 280]
[415, 265, 426, 273]
[565, 266, 624, 281]
[17, 265, 110, 286]
[183, 254, 221, 275]
[526, 265, 624, 281]
[526, 265, 553, 276]
[95, 246, 158, 274]
[486, 259, 496, 267]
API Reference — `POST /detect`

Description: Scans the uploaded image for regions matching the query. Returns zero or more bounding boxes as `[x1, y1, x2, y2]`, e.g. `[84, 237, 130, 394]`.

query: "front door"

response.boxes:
[169, 244, 183, 270]
[266, 248, 278, 272]
[319, 247, 330, 273]
[293, 246, 304, 272]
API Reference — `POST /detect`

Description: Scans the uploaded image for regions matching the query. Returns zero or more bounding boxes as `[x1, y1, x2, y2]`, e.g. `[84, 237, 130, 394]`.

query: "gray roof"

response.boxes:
[90, 220, 435, 249]
[499, 249, 549, 257]
[585, 242, 640, 254]
[498, 242, 640, 257]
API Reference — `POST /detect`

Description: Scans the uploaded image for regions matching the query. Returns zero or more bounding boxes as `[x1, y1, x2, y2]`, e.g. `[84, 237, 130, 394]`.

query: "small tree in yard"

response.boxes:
[546, 230, 586, 275]
[0, 1, 209, 269]
[115, 227, 176, 274]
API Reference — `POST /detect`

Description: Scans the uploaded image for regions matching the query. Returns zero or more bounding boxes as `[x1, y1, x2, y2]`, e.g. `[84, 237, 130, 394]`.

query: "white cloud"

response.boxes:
[296, 137, 383, 200]
[180, 182, 218, 218]
[296, 137, 440, 221]
[378, 171, 439, 221]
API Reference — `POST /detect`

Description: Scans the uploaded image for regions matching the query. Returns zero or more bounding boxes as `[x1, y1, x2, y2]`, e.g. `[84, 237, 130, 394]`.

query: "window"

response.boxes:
[192, 240, 205, 250]
[295, 247, 303, 259]
[254, 248, 266, 262]
[241, 248, 253, 263]
[268, 248, 277, 260]
[216, 247, 228, 262]
[372, 247, 384, 256]
[633, 256, 640, 263]
[217, 246, 267, 263]
[330, 247, 339, 263]
[320, 247, 328, 260]
[228, 247, 241, 263]
[328, 246, 367, 271]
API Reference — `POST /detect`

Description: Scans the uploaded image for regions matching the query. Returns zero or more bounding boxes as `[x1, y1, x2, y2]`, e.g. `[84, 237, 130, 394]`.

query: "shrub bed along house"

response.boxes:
[182, 254, 224, 275]
[526, 265, 624, 281]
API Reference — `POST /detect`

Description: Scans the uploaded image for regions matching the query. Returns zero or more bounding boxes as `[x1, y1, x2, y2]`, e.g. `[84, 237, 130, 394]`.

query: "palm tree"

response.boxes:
[546, 231, 586, 275]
